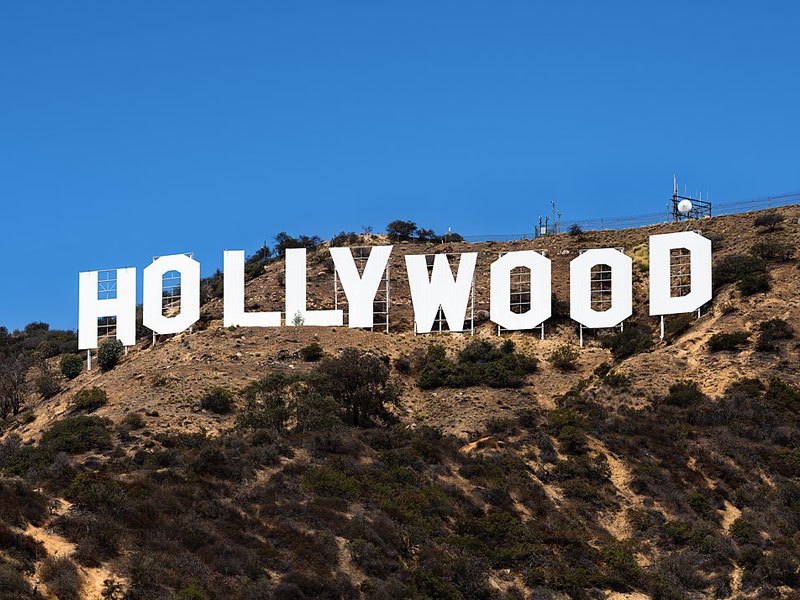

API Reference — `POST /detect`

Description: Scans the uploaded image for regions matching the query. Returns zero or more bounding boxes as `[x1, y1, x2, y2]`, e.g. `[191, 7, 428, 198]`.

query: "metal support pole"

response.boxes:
[385, 261, 390, 334]
[579, 325, 584, 348]
[660, 315, 665, 340]
[333, 270, 339, 311]
[86, 350, 91, 371]
[470, 277, 475, 336]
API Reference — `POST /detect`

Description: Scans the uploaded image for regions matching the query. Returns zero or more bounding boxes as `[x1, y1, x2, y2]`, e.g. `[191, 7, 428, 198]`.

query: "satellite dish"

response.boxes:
[677, 199, 693, 214]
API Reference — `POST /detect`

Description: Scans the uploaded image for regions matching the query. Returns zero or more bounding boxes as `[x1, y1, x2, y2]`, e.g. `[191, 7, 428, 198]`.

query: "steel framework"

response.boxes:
[577, 248, 625, 347]
[415, 253, 475, 335]
[496, 250, 546, 339]
[333, 246, 390, 333]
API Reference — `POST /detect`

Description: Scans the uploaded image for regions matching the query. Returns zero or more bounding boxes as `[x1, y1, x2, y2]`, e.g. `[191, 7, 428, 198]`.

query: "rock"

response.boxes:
[474, 309, 490, 322]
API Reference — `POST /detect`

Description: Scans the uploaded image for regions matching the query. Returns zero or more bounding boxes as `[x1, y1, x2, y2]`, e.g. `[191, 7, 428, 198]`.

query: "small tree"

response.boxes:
[754, 212, 783, 232]
[300, 343, 324, 362]
[72, 387, 108, 413]
[0, 356, 30, 418]
[97, 339, 124, 372]
[386, 220, 418, 241]
[317, 348, 398, 426]
[200, 387, 234, 414]
[35, 362, 61, 399]
[568, 224, 583, 236]
[60, 354, 84, 379]
[548, 344, 579, 371]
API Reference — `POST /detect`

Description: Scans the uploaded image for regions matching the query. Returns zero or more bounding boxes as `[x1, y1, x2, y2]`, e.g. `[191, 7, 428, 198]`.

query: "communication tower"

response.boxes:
[671, 175, 711, 222]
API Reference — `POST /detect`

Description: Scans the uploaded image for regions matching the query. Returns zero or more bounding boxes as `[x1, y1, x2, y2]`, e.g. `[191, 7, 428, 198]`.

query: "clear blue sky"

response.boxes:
[1, 1, 798, 331]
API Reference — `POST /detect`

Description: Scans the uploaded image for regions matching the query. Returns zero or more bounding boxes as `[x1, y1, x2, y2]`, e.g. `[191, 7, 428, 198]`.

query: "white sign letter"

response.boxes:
[330, 246, 393, 328]
[649, 232, 712, 316]
[405, 253, 477, 333]
[223, 250, 281, 327]
[78, 267, 136, 350]
[143, 254, 200, 335]
[285, 248, 343, 326]
[490, 251, 551, 331]
[570, 249, 632, 328]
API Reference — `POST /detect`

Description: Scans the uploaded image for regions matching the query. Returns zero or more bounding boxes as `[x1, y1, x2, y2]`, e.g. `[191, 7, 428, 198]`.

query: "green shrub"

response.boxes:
[302, 466, 361, 498]
[39, 556, 82, 600]
[200, 387, 234, 414]
[687, 492, 711, 515]
[601, 325, 653, 359]
[751, 240, 794, 262]
[97, 338, 124, 372]
[663, 381, 705, 407]
[757, 318, 794, 351]
[603, 370, 630, 388]
[299, 342, 324, 362]
[177, 585, 205, 600]
[548, 344, 579, 371]
[738, 271, 770, 295]
[39, 416, 112, 454]
[714, 255, 767, 289]
[0, 563, 35, 598]
[65, 471, 126, 511]
[664, 314, 694, 340]
[318, 348, 399, 426]
[120, 412, 146, 431]
[60, 354, 84, 379]
[707, 331, 749, 352]
[729, 517, 758, 544]
[754, 212, 783, 231]
[417, 341, 537, 390]
[35, 363, 61, 399]
[394, 356, 412, 375]
[72, 387, 108, 413]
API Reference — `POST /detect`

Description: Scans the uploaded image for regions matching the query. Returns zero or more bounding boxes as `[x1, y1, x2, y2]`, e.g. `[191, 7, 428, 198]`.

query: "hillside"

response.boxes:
[1, 205, 799, 600]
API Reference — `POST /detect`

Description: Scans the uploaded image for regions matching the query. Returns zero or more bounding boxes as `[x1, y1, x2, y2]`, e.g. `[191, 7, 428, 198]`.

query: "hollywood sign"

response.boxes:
[78, 231, 711, 350]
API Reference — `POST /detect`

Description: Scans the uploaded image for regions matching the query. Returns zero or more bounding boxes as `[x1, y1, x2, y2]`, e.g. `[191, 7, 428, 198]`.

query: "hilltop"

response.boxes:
[1, 205, 799, 600]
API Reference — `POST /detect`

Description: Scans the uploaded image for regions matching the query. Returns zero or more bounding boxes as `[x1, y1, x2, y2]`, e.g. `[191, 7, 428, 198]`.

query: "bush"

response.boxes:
[713, 255, 767, 289]
[36, 363, 61, 399]
[300, 343, 324, 362]
[394, 356, 412, 375]
[120, 412, 146, 431]
[200, 387, 234, 414]
[754, 212, 783, 232]
[663, 381, 706, 407]
[602, 325, 653, 359]
[707, 331, 749, 352]
[0, 563, 35, 599]
[60, 354, 83, 379]
[751, 240, 794, 262]
[687, 492, 711, 515]
[238, 372, 337, 433]
[97, 339, 123, 372]
[318, 348, 399, 426]
[548, 344, 579, 371]
[39, 416, 112, 454]
[738, 271, 770, 295]
[40, 555, 82, 600]
[729, 517, 758, 544]
[72, 387, 108, 413]
[417, 341, 537, 389]
[664, 314, 694, 340]
[568, 224, 583, 236]
[757, 318, 794, 351]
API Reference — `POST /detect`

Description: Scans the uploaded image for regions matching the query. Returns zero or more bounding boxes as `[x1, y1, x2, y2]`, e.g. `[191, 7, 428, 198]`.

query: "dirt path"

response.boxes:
[23, 498, 121, 600]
